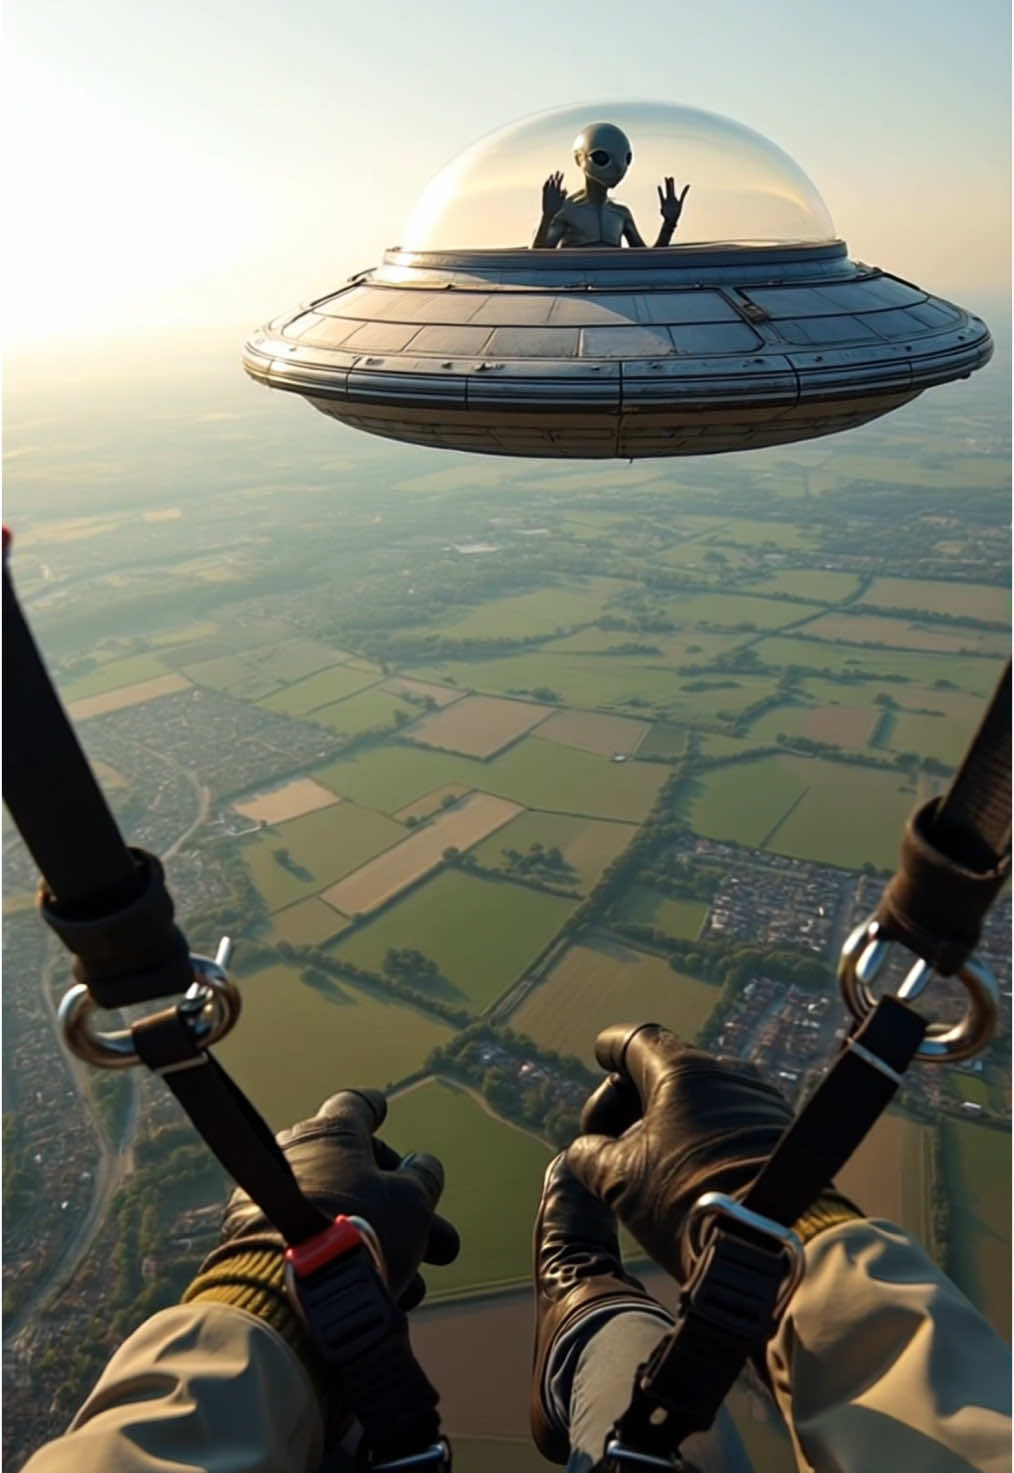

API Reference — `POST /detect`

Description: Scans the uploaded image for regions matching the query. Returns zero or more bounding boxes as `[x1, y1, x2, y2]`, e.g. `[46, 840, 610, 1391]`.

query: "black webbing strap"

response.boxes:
[875, 660, 1011, 975]
[131, 1009, 330, 1246]
[745, 995, 927, 1225]
[2, 551, 139, 912]
[611, 996, 928, 1457]
[295, 1248, 442, 1462]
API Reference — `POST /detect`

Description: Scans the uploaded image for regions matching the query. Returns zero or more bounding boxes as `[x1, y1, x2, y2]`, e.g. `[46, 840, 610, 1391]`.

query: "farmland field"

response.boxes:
[884, 710, 979, 767]
[860, 577, 1010, 624]
[678, 752, 917, 868]
[803, 610, 1010, 657]
[233, 777, 339, 824]
[513, 938, 720, 1065]
[430, 581, 621, 639]
[238, 801, 404, 909]
[321, 793, 522, 915]
[414, 653, 686, 714]
[656, 591, 809, 630]
[536, 709, 649, 756]
[472, 810, 635, 891]
[308, 687, 418, 738]
[382, 676, 461, 707]
[215, 962, 454, 1127]
[265, 896, 350, 946]
[749, 569, 861, 602]
[319, 737, 664, 823]
[334, 869, 578, 1012]
[939, 1119, 1011, 1338]
[616, 886, 708, 939]
[546, 629, 742, 666]
[754, 635, 1003, 694]
[707, 518, 819, 550]
[748, 703, 875, 747]
[260, 664, 381, 716]
[637, 721, 685, 758]
[183, 652, 283, 701]
[68, 673, 191, 720]
[395, 785, 475, 822]
[385, 1079, 551, 1297]
[409, 696, 551, 758]
[60, 652, 171, 701]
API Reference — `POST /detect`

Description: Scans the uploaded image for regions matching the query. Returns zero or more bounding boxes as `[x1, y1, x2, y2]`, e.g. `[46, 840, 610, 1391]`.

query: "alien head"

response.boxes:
[572, 122, 633, 190]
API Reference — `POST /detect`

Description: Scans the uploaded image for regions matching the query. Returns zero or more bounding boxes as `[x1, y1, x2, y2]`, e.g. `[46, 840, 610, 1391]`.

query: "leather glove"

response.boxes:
[184, 1090, 459, 1372]
[567, 1023, 857, 1283]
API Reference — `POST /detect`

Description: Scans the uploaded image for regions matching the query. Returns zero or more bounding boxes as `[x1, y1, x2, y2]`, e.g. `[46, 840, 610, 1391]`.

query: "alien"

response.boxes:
[533, 121, 689, 249]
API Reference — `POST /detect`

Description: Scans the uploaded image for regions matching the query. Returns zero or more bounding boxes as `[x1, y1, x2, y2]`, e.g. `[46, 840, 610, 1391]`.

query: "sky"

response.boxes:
[4, 0, 1011, 354]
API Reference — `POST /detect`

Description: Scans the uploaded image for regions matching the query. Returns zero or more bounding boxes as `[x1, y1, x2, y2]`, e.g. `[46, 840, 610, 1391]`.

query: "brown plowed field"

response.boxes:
[409, 696, 550, 758]
[322, 792, 522, 915]
[234, 777, 340, 824]
[68, 672, 190, 719]
[537, 708, 650, 756]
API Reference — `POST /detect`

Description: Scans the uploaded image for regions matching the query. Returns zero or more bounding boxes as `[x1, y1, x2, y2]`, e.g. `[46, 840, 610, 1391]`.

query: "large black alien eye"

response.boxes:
[590, 149, 611, 166]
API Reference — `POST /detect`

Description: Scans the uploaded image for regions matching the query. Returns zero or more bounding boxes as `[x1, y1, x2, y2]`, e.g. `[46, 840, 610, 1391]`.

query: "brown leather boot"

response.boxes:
[530, 1154, 667, 1463]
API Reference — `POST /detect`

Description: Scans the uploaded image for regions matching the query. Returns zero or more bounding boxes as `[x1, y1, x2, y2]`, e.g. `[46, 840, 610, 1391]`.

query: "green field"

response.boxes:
[309, 686, 418, 738]
[183, 651, 285, 701]
[884, 710, 974, 767]
[657, 590, 809, 631]
[215, 963, 454, 1127]
[385, 1079, 551, 1297]
[939, 1119, 1011, 1339]
[749, 568, 861, 602]
[754, 635, 1003, 695]
[431, 581, 621, 639]
[678, 752, 918, 869]
[60, 652, 170, 701]
[261, 664, 381, 716]
[749, 701, 875, 748]
[239, 801, 404, 909]
[637, 721, 685, 758]
[803, 610, 1010, 657]
[415, 652, 686, 714]
[513, 938, 720, 1066]
[617, 886, 708, 939]
[471, 809, 635, 891]
[545, 629, 739, 665]
[317, 737, 665, 823]
[335, 869, 578, 1012]
[265, 896, 350, 946]
[709, 518, 819, 549]
[861, 577, 1010, 623]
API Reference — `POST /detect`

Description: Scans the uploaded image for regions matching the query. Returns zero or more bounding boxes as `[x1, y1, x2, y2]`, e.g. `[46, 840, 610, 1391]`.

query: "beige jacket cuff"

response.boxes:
[767, 1217, 1012, 1473]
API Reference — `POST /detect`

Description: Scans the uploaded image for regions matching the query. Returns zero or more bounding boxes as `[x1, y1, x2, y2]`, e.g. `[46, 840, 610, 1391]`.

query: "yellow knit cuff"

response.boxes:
[183, 1247, 320, 1382]
[792, 1189, 863, 1245]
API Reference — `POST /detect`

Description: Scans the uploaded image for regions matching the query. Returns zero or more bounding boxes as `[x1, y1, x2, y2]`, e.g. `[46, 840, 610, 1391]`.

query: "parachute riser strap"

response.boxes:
[874, 660, 1011, 976]
[131, 1012, 447, 1467]
[604, 996, 927, 1460]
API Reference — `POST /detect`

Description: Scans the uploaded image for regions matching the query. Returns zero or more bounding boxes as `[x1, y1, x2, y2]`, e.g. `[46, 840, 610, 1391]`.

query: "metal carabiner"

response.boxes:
[839, 917, 998, 1062]
[58, 938, 241, 1069]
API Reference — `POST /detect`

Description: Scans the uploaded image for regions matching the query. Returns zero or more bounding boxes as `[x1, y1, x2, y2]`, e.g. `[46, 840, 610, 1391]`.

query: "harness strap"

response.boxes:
[875, 661, 1011, 974]
[609, 996, 927, 1459]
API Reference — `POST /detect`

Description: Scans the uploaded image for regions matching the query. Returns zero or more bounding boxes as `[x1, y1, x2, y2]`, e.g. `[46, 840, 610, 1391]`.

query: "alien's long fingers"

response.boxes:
[679, 184, 690, 202]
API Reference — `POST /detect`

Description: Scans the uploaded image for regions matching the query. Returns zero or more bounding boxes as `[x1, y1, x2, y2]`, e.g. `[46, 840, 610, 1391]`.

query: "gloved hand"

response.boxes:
[567, 1023, 857, 1283]
[184, 1090, 459, 1375]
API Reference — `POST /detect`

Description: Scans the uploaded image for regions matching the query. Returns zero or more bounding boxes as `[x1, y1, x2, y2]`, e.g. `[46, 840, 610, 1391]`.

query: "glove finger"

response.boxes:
[581, 1071, 642, 1137]
[399, 1273, 427, 1311]
[372, 1136, 402, 1171]
[423, 1211, 461, 1266]
[594, 1023, 688, 1110]
[277, 1089, 387, 1158]
[564, 1132, 624, 1205]
[397, 1151, 445, 1209]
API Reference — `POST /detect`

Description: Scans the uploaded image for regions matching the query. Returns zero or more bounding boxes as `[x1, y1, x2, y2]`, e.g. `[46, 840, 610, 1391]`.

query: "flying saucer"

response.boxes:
[243, 102, 993, 459]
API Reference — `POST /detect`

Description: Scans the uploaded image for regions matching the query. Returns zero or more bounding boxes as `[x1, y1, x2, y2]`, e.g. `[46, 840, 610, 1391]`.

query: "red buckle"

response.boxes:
[285, 1215, 364, 1277]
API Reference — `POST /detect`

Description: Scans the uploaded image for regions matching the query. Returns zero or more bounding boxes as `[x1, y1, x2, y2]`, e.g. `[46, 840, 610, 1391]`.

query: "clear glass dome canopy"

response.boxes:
[401, 100, 835, 253]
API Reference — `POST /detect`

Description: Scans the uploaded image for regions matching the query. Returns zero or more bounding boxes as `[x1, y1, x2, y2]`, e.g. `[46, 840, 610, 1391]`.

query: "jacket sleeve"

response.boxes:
[21, 1302, 325, 1473]
[766, 1217, 1012, 1473]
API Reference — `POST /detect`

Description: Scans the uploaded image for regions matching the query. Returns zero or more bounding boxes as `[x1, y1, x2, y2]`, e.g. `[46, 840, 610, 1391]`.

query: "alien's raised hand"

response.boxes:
[658, 177, 690, 225]
[542, 171, 567, 219]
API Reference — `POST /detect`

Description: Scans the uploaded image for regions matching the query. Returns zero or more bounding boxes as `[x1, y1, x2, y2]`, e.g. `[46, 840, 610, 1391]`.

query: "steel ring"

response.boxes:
[59, 954, 242, 1069]
[839, 917, 998, 1062]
